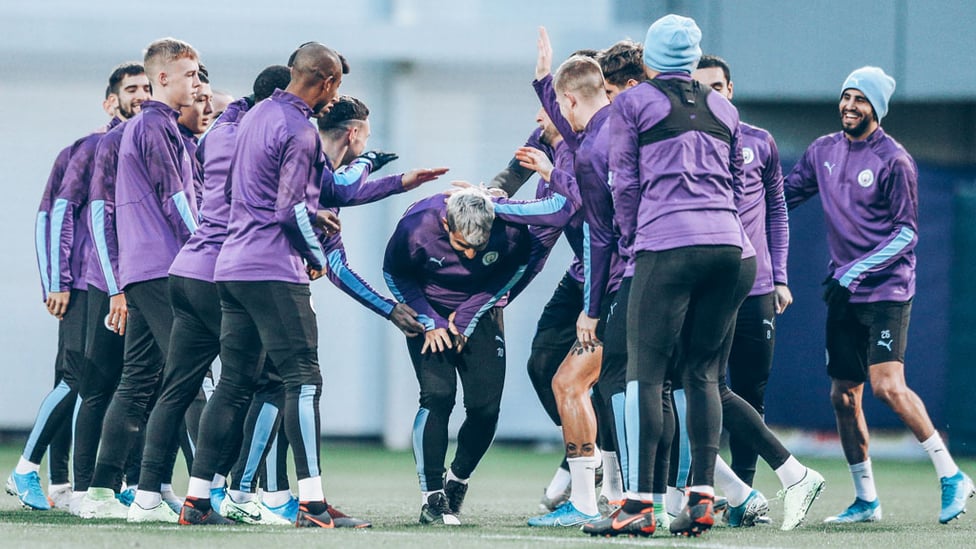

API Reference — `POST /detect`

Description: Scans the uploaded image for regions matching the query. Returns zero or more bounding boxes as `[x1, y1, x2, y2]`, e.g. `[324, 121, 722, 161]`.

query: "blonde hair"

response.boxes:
[553, 55, 606, 99]
[144, 37, 198, 83]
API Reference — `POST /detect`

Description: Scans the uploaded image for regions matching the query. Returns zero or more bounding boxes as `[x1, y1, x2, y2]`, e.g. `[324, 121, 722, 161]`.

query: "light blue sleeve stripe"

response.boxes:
[383, 271, 405, 301]
[462, 264, 528, 338]
[292, 203, 327, 267]
[493, 193, 567, 217]
[334, 162, 368, 187]
[171, 191, 198, 233]
[240, 402, 279, 492]
[90, 201, 119, 295]
[412, 407, 430, 491]
[298, 385, 319, 478]
[383, 271, 435, 331]
[35, 212, 50, 296]
[327, 250, 394, 316]
[49, 199, 68, 291]
[415, 314, 436, 331]
[839, 227, 916, 288]
[582, 222, 592, 313]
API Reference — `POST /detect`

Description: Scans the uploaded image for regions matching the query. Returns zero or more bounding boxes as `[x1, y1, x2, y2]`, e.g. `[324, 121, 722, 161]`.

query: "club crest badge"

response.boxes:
[742, 147, 755, 165]
[857, 169, 874, 188]
[482, 251, 499, 266]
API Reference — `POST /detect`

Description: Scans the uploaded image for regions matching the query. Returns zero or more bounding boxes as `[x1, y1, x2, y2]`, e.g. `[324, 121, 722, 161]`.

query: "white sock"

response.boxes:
[422, 489, 445, 505]
[714, 455, 751, 507]
[160, 485, 180, 502]
[210, 474, 226, 490]
[134, 489, 162, 509]
[599, 451, 623, 501]
[544, 466, 571, 500]
[775, 455, 807, 488]
[921, 432, 959, 479]
[688, 485, 714, 497]
[14, 457, 39, 475]
[297, 476, 324, 502]
[262, 489, 293, 507]
[228, 489, 255, 504]
[48, 482, 70, 493]
[652, 492, 665, 505]
[665, 486, 684, 516]
[849, 459, 878, 502]
[187, 477, 212, 499]
[446, 468, 468, 485]
[568, 456, 599, 516]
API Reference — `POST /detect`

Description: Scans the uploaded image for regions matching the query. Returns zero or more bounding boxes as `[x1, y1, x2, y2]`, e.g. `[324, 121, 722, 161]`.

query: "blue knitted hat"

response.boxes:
[643, 14, 702, 74]
[841, 66, 896, 122]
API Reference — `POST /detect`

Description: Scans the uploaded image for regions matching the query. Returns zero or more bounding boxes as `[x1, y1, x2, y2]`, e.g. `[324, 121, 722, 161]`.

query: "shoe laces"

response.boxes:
[24, 472, 43, 494]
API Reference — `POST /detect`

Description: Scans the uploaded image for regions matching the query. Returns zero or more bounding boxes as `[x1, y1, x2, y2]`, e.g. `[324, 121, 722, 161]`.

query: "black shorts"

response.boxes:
[826, 299, 912, 383]
[530, 272, 583, 353]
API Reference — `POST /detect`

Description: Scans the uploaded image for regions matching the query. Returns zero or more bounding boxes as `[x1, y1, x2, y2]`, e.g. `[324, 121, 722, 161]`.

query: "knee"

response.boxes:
[465, 400, 501, 426]
[527, 348, 557, 386]
[419, 390, 455, 415]
[830, 384, 859, 414]
[551, 371, 573, 400]
[871, 379, 907, 407]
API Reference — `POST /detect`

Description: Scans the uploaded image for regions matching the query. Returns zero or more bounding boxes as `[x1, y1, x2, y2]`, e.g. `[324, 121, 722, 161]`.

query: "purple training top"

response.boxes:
[535, 74, 625, 315]
[215, 90, 327, 284]
[383, 195, 532, 337]
[170, 98, 249, 283]
[116, 100, 199, 288]
[609, 73, 748, 261]
[35, 145, 73, 301]
[86, 118, 129, 295]
[784, 127, 917, 303]
[738, 122, 789, 296]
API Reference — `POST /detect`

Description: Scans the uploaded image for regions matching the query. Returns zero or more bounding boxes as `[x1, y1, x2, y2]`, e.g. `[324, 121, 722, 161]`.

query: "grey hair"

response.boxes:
[446, 188, 495, 248]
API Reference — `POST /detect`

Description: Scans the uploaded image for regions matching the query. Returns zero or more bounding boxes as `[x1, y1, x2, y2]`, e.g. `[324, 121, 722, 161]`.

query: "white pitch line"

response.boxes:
[367, 530, 784, 549]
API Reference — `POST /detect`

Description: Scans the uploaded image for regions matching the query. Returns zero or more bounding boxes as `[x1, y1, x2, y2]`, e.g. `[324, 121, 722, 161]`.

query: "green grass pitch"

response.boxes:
[1, 442, 974, 547]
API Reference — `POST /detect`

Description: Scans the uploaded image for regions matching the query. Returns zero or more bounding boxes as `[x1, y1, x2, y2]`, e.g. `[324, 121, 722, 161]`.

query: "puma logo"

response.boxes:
[876, 339, 893, 352]
[824, 161, 836, 175]
[428, 257, 445, 267]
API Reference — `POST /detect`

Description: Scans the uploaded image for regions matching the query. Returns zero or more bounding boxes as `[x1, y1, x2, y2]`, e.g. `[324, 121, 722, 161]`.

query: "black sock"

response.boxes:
[302, 500, 328, 515]
[186, 496, 211, 513]
[687, 492, 713, 507]
[622, 498, 654, 514]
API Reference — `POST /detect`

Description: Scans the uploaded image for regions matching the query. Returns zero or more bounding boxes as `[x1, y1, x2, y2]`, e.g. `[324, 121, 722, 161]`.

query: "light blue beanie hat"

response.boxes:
[643, 14, 702, 74]
[841, 66, 896, 122]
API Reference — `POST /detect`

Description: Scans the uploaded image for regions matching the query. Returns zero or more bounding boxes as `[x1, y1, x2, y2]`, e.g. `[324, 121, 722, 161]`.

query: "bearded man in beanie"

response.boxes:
[785, 66, 974, 525]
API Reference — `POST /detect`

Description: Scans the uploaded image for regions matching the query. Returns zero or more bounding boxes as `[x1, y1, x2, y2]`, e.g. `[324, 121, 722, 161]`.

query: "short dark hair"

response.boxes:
[317, 96, 369, 133]
[571, 49, 600, 59]
[599, 40, 644, 87]
[197, 63, 209, 84]
[252, 65, 291, 102]
[288, 42, 349, 75]
[107, 62, 145, 96]
[697, 54, 731, 84]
